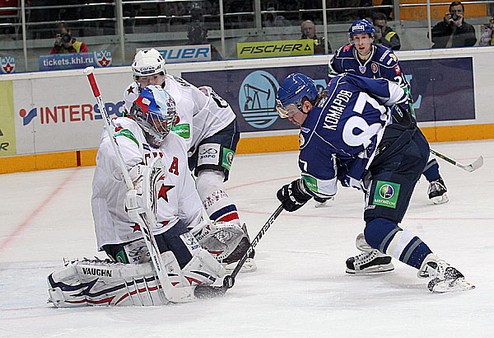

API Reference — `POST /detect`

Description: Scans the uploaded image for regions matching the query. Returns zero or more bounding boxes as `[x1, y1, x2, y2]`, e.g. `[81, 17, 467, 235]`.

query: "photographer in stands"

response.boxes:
[431, 1, 476, 48]
[50, 22, 88, 54]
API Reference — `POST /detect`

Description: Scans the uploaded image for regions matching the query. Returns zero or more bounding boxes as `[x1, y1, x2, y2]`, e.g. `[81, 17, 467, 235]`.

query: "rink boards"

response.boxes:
[1, 47, 494, 173]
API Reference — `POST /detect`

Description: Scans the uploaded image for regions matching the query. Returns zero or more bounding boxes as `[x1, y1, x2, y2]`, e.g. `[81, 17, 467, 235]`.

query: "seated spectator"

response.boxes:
[300, 20, 332, 55]
[372, 12, 400, 50]
[479, 15, 494, 46]
[430, 1, 476, 48]
[50, 22, 88, 54]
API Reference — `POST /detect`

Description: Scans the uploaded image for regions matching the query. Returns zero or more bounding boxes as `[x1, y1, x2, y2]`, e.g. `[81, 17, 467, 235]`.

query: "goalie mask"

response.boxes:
[129, 85, 177, 148]
[132, 48, 166, 79]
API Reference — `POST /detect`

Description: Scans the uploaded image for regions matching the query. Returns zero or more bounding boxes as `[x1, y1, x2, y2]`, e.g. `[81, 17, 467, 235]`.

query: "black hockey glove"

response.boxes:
[277, 179, 312, 212]
[390, 101, 413, 126]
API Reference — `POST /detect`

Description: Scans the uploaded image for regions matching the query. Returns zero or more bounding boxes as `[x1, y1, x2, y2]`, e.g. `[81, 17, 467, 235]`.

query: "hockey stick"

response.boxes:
[83, 66, 195, 303]
[223, 204, 284, 289]
[430, 148, 483, 173]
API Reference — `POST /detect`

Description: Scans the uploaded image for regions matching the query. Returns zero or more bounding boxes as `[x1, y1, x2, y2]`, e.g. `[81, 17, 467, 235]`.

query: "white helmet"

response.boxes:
[132, 48, 166, 78]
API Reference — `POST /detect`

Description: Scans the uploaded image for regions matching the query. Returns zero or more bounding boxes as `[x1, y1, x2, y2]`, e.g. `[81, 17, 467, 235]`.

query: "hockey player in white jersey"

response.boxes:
[123, 48, 255, 272]
[47, 85, 226, 307]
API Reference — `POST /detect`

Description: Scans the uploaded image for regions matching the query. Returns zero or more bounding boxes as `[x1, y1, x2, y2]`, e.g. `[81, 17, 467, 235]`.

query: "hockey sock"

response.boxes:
[196, 170, 240, 223]
[364, 218, 433, 269]
[422, 158, 441, 182]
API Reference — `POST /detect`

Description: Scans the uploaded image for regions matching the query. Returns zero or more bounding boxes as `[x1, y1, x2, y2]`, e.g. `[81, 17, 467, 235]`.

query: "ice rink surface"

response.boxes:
[1, 140, 493, 338]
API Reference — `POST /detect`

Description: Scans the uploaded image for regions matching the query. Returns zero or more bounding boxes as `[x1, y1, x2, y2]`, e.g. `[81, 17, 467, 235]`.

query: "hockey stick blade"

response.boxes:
[194, 284, 228, 299]
[461, 155, 483, 172]
[430, 149, 484, 173]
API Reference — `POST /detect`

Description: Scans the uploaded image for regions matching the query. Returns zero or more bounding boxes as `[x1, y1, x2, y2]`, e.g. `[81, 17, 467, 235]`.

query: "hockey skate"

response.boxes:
[346, 233, 394, 274]
[428, 177, 449, 205]
[418, 254, 475, 293]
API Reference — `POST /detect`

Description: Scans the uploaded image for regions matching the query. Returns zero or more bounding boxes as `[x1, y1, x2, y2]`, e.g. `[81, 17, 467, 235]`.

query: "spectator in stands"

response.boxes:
[300, 20, 332, 54]
[186, 6, 223, 60]
[50, 22, 88, 54]
[479, 15, 494, 46]
[430, 1, 477, 48]
[372, 12, 400, 50]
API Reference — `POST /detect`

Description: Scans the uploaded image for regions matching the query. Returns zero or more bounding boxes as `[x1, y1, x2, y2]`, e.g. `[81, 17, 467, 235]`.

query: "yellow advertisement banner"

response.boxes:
[0, 81, 16, 157]
[237, 39, 314, 59]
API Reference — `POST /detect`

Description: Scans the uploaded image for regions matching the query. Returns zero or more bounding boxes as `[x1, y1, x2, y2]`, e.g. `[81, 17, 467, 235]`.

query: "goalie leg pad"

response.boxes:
[182, 249, 226, 287]
[47, 258, 169, 307]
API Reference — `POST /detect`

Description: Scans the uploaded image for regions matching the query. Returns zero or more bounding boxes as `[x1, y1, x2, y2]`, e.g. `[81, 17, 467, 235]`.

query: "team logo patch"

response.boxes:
[359, 65, 366, 74]
[222, 148, 234, 171]
[371, 63, 378, 73]
[372, 180, 400, 209]
[394, 65, 401, 75]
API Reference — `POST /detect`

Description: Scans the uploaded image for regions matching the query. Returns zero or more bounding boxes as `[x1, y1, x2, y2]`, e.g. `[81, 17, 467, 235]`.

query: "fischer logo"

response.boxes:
[19, 101, 124, 126]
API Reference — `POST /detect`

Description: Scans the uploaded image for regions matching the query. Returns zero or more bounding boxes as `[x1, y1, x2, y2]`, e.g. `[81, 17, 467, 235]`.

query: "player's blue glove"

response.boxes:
[277, 179, 312, 212]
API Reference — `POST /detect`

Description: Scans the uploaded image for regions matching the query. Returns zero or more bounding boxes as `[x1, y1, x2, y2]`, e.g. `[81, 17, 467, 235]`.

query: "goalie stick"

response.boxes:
[83, 66, 196, 303]
[430, 148, 483, 173]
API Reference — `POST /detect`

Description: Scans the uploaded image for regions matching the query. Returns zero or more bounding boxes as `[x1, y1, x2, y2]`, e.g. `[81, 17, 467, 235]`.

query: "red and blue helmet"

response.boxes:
[130, 85, 177, 147]
[348, 19, 375, 37]
[276, 73, 319, 118]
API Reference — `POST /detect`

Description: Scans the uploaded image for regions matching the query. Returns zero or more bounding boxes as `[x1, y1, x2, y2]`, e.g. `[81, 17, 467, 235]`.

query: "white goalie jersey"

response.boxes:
[91, 116, 204, 251]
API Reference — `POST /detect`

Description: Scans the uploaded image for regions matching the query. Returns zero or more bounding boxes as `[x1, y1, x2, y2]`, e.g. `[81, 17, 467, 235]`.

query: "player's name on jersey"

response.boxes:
[142, 45, 212, 63]
[237, 39, 315, 59]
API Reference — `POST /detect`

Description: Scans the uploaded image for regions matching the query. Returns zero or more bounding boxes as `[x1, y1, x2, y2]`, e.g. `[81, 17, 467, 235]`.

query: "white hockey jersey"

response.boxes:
[123, 76, 237, 156]
[91, 117, 204, 251]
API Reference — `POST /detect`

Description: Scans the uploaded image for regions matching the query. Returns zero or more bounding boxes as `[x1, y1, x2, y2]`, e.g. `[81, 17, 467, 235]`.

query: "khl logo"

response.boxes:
[238, 71, 279, 129]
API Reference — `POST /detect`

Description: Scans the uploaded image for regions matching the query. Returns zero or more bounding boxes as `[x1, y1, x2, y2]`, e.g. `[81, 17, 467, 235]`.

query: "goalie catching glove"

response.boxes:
[277, 179, 312, 212]
[192, 221, 256, 272]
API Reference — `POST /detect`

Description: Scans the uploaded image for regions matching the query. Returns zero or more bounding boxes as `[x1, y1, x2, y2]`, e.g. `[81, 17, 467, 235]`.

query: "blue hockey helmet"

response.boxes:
[348, 19, 375, 37]
[130, 85, 177, 147]
[276, 73, 319, 118]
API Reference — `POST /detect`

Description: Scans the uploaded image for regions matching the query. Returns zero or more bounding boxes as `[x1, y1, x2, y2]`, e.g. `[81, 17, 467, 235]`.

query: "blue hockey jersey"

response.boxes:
[329, 43, 407, 88]
[298, 73, 408, 198]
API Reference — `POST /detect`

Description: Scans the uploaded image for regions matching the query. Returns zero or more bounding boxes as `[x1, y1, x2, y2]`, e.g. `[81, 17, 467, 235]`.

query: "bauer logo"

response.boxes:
[238, 71, 280, 129]
[1, 56, 15, 74]
[19, 101, 124, 126]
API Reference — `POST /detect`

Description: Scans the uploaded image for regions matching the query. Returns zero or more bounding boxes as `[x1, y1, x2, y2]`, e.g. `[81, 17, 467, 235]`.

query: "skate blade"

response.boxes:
[429, 278, 475, 293]
[346, 264, 395, 275]
[431, 194, 449, 205]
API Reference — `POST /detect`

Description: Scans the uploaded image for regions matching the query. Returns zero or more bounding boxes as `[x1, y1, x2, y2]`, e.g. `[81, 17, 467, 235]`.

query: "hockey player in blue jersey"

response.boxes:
[275, 72, 474, 293]
[329, 19, 449, 205]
